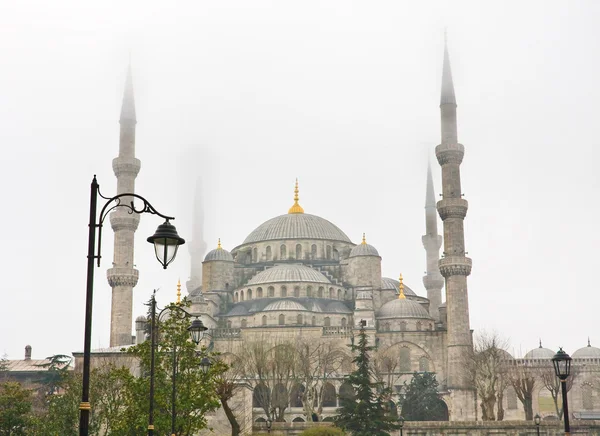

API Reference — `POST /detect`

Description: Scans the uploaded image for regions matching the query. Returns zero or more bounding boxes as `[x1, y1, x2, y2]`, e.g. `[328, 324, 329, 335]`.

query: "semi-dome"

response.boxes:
[264, 300, 308, 312]
[381, 277, 416, 296]
[377, 298, 432, 319]
[573, 341, 600, 359]
[226, 305, 249, 316]
[349, 235, 379, 258]
[247, 264, 331, 286]
[524, 343, 555, 359]
[242, 213, 351, 245]
[204, 240, 233, 262]
[325, 301, 352, 313]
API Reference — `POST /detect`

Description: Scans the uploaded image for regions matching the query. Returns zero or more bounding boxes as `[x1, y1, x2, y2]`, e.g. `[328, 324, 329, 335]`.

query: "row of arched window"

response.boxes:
[252, 381, 354, 409]
[379, 321, 434, 332]
[249, 244, 340, 263]
[231, 315, 348, 328]
[233, 285, 345, 302]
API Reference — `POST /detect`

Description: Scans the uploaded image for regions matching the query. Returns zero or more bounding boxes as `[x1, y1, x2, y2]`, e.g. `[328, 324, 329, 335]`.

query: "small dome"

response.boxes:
[573, 341, 600, 359]
[524, 344, 555, 360]
[135, 315, 147, 322]
[356, 291, 372, 300]
[247, 264, 330, 286]
[204, 246, 234, 262]
[378, 298, 432, 319]
[226, 305, 249, 316]
[325, 301, 352, 314]
[264, 300, 308, 312]
[349, 243, 380, 258]
[381, 277, 416, 296]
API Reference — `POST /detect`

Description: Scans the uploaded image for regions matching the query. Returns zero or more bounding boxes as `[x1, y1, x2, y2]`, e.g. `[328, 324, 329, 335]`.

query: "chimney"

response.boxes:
[24, 345, 32, 361]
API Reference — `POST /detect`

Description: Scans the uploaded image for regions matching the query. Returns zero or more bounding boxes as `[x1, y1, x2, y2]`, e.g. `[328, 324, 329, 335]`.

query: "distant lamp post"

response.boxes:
[399, 415, 405, 436]
[552, 348, 572, 435]
[266, 417, 272, 434]
[534, 413, 541, 436]
[79, 176, 185, 436]
[148, 293, 209, 436]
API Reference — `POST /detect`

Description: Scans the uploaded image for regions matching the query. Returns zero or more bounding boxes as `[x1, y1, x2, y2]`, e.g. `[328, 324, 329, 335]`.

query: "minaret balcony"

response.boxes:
[437, 198, 468, 220]
[435, 142, 464, 165]
[439, 256, 472, 278]
[107, 267, 139, 287]
[112, 157, 141, 178]
[423, 273, 444, 290]
[109, 213, 140, 232]
[421, 234, 442, 250]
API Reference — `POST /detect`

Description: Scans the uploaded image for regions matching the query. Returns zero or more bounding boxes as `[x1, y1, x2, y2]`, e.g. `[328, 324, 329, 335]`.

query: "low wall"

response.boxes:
[253, 420, 600, 435]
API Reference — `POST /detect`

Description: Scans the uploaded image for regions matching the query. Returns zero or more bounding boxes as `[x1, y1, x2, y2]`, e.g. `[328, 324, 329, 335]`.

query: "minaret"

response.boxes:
[107, 65, 141, 347]
[435, 39, 473, 392]
[187, 177, 207, 293]
[422, 162, 444, 321]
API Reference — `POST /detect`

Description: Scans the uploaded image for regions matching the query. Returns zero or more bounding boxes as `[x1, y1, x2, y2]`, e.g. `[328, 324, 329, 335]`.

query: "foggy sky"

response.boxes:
[1, 0, 599, 360]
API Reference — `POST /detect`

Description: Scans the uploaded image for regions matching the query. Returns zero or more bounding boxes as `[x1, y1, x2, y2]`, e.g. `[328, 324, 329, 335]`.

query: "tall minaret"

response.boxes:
[107, 65, 141, 347]
[187, 177, 207, 293]
[422, 162, 444, 322]
[435, 39, 473, 392]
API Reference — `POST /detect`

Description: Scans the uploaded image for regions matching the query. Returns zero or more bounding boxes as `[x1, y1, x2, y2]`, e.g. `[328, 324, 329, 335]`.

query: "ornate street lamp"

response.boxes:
[399, 415, 405, 436]
[552, 348, 572, 435]
[534, 413, 541, 436]
[79, 176, 185, 436]
[147, 292, 209, 436]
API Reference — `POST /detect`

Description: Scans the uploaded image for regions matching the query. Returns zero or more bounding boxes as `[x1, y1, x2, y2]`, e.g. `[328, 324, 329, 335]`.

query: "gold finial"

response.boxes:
[362, 233, 367, 245]
[217, 238, 222, 249]
[176, 279, 181, 304]
[288, 178, 304, 214]
[398, 273, 406, 299]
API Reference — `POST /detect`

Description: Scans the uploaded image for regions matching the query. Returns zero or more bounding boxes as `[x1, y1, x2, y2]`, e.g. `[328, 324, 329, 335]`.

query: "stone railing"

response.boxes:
[322, 326, 353, 337]
[439, 255, 472, 277]
[209, 328, 241, 340]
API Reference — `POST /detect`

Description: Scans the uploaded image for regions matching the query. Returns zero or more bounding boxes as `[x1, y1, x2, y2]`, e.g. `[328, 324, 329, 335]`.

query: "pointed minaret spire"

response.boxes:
[187, 176, 207, 293]
[120, 63, 136, 123]
[440, 33, 456, 106]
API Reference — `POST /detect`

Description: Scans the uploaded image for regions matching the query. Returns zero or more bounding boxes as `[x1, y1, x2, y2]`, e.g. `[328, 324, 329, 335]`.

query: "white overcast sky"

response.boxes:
[1, 1, 598, 360]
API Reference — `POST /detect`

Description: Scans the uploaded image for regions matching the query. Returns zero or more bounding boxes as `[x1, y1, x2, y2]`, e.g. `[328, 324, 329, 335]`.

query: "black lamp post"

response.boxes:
[266, 417, 272, 434]
[534, 413, 541, 436]
[552, 348, 572, 435]
[148, 293, 209, 436]
[398, 415, 405, 436]
[79, 176, 185, 436]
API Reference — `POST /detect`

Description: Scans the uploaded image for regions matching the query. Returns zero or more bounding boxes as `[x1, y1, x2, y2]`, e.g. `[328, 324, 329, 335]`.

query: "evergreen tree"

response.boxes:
[334, 324, 399, 436]
[0, 382, 33, 435]
[400, 372, 448, 421]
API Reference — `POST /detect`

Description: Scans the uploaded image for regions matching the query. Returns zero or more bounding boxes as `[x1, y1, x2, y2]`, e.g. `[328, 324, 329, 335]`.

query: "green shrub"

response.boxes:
[300, 426, 345, 436]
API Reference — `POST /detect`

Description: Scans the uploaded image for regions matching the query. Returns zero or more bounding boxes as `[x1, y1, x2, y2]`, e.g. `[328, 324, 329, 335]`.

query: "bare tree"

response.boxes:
[214, 354, 245, 436]
[507, 361, 537, 420]
[372, 347, 401, 394]
[463, 332, 511, 421]
[538, 362, 577, 419]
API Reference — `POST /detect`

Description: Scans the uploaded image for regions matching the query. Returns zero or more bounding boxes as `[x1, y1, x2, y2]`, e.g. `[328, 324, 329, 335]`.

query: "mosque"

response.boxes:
[98, 40, 600, 428]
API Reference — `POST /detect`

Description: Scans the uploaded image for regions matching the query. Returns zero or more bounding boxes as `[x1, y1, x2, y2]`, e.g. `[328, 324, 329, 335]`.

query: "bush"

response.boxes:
[300, 427, 346, 436]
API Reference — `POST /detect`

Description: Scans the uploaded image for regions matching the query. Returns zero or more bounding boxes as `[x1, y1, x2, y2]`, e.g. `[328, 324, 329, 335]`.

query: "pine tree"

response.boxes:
[400, 372, 448, 421]
[334, 324, 400, 436]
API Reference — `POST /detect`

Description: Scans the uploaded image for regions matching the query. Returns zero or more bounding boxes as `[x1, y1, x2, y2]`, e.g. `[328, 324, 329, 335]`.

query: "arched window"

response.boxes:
[234, 293, 238, 303]
[507, 387, 518, 410]
[337, 289, 341, 300]
[241, 319, 247, 328]
[400, 321, 407, 331]
[344, 290, 348, 300]
[268, 286, 275, 297]
[279, 314, 285, 325]
[297, 314, 303, 325]
[312, 316, 316, 326]
[341, 317, 347, 327]
[272, 383, 289, 409]
[227, 320, 232, 329]
[324, 317, 331, 327]
[416, 321, 421, 331]
[240, 290, 244, 301]
[281, 286, 287, 297]
[339, 381, 355, 401]
[384, 323, 390, 332]
[311, 244, 317, 259]
[266, 246, 272, 261]
[399, 348, 411, 372]
[253, 384, 270, 408]
[307, 286, 313, 297]
[257, 287, 263, 298]
[333, 249, 339, 260]
[419, 356, 429, 372]
[296, 244, 302, 260]
[318, 287, 324, 298]
[262, 315, 267, 326]
[294, 286, 300, 297]
[329, 288, 334, 299]
[247, 289, 252, 300]
[326, 245, 332, 259]
[290, 383, 305, 408]
[322, 382, 336, 407]
[292, 417, 305, 422]
[280, 244, 287, 259]
[252, 247, 257, 262]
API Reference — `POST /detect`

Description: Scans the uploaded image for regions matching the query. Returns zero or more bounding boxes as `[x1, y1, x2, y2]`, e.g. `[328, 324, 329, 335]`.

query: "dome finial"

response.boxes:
[176, 279, 181, 304]
[217, 238, 222, 249]
[288, 178, 304, 214]
[588, 337, 591, 347]
[539, 339, 543, 348]
[398, 273, 406, 299]
[362, 233, 367, 245]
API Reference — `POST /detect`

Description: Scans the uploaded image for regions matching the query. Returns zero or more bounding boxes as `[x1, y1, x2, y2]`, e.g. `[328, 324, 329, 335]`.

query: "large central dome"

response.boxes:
[243, 213, 351, 244]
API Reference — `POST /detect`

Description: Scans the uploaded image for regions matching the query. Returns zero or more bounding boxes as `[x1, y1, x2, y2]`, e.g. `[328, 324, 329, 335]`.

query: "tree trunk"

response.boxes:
[524, 395, 533, 421]
[497, 390, 504, 421]
[220, 398, 240, 436]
